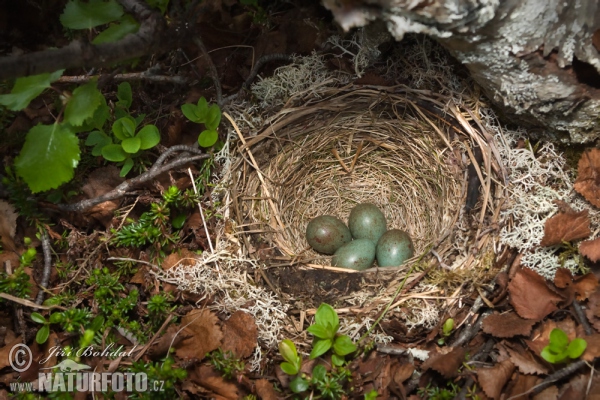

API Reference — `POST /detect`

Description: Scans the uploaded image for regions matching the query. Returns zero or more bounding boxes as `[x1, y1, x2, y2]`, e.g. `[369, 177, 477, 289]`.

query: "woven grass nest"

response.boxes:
[229, 85, 504, 309]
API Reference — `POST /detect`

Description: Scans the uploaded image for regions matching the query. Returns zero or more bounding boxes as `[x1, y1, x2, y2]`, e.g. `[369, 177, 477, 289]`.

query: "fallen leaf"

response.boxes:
[580, 237, 600, 262]
[421, 347, 466, 379]
[532, 385, 558, 400]
[482, 312, 536, 338]
[581, 333, 600, 362]
[255, 379, 279, 400]
[586, 290, 600, 333]
[539, 209, 590, 247]
[509, 268, 564, 321]
[574, 148, 600, 208]
[190, 364, 239, 400]
[0, 336, 25, 371]
[162, 249, 199, 270]
[573, 273, 599, 301]
[175, 309, 223, 361]
[81, 166, 124, 228]
[506, 373, 539, 400]
[504, 342, 549, 375]
[477, 359, 514, 400]
[0, 200, 18, 251]
[391, 362, 414, 385]
[221, 311, 258, 359]
[148, 325, 190, 360]
[554, 268, 573, 289]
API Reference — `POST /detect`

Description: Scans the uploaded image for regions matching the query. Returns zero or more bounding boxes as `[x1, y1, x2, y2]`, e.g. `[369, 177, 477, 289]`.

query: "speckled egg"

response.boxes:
[306, 215, 352, 255]
[376, 229, 414, 267]
[348, 203, 387, 244]
[332, 239, 376, 271]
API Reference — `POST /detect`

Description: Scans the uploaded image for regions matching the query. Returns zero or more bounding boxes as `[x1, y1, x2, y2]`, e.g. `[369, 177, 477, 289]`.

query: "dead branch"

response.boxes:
[34, 230, 52, 306]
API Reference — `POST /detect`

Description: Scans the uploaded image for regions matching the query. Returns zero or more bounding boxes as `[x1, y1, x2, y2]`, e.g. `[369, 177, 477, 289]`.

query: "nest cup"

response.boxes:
[230, 86, 501, 305]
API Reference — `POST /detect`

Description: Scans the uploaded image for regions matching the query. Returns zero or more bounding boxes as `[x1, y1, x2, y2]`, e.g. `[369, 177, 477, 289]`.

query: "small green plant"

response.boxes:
[307, 303, 357, 365]
[0, 265, 31, 300]
[147, 293, 175, 327]
[279, 339, 302, 375]
[541, 328, 587, 364]
[437, 317, 454, 346]
[181, 97, 221, 147]
[130, 356, 187, 399]
[207, 348, 245, 380]
[364, 389, 378, 400]
[417, 382, 460, 400]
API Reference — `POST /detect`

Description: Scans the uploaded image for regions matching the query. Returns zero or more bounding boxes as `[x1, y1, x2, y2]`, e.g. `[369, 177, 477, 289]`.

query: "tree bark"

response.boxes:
[323, 0, 600, 143]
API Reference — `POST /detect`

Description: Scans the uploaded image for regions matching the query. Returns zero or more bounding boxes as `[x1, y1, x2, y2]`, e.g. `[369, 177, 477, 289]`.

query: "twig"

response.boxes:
[0, 293, 66, 310]
[331, 148, 351, 173]
[132, 314, 174, 362]
[58, 72, 187, 85]
[57, 146, 209, 212]
[106, 257, 160, 270]
[449, 310, 491, 348]
[456, 338, 495, 400]
[34, 230, 52, 306]
[192, 36, 222, 106]
[573, 300, 593, 336]
[187, 168, 215, 255]
[527, 359, 591, 396]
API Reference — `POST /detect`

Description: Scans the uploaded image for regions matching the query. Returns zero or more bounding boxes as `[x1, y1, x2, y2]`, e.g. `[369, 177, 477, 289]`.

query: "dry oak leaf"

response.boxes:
[175, 309, 223, 361]
[580, 237, 600, 263]
[553, 268, 598, 301]
[506, 373, 540, 400]
[504, 342, 549, 375]
[509, 267, 564, 321]
[539, 208, 590, 247]
[255, 379, 280, 400]
[585, 290, 600, 333]
[421, 347, 466, 379]
[482, 312, 536, 338]
[477, 358, 515, 400]
[161, 248, 199, 270]
[221, 311, 258, 359]
[574, 148, 600, 208]
[581, 333, 600, 362]
[189, 364, 239, 400]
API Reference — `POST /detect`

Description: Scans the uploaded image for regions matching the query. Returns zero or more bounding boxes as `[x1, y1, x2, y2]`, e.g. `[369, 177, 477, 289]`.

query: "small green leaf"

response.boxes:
[198, 129, 218, 147]
[315, 304, 339, 333]
[279, 339, 299, 365]
[31, 312, 47, 324]
[102, 143, 127, 162]
[289, 376, 309, 393]
[205, 104, 221, 130]
[331, 353, 345, 367]
[86, 130, 112, 155]
[541, 346, 567, 364]
[181, 103, 202, 123]
[549, 328, 569, 353]
[15, 123, 80, 193]
[442, 318, 454, 336]
[60, 0, 124, 30]
[364, 389, 379, 400]
[0, 70, 64, 111]
[64, 79, 103, 127]
[92, 15, 139, 44]
[116, 82, 133, 109]
[280, 361, 298, 376]
[172, 214, 186, 229]
[567, 338, 587, 359]
[307, 324, 332, 340]
[120, 157, 134, 177]
[49, 313, 63, 324]
[333, 335, 357, 356]
[36, 325, 50, 344]
[122, 137, 141, 154]
[312, 364, 326, 381]
[113, 116, 136, 140]
[137, 125, 160, 149]
[309, 338, 332, 359]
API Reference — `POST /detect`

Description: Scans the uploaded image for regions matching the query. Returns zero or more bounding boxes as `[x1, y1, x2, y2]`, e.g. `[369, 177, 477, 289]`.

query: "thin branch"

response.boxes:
[192, 36, 222, 106]
[35, 230, 52, 306]
[573, 300, 593, 336]
[57, 146, 209, 212]
[58, 72, 187, 85]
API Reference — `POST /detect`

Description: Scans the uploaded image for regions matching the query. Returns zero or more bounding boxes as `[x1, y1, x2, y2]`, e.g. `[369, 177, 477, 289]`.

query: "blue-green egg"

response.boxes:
[348, 203, 387, 244]
[306, 215, 352, 255]
[332, 239, 376, 271]
[376, 229, 414, 267]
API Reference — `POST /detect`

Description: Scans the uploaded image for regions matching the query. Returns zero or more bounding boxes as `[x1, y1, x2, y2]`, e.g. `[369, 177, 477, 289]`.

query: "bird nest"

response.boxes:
[227, 85, 505, 310]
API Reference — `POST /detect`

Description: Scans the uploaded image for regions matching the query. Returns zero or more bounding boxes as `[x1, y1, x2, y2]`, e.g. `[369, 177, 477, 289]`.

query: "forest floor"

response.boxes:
[1, 1, 600, 399]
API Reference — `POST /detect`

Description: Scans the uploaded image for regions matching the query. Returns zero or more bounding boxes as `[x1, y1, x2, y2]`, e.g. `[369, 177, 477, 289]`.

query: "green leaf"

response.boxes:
[541, 346, 567, 364]
[60, 0, 124, 30]
[15, 123, 80, 193]
[549, 328, 569, 353]
[280, 361, 298, 376]
[172, 214, 186, 229]
[120, 157, 134, 177]
[198, 129, 218, 147]
[31, 312, 47, 324]
[116, 82, 133, 109]
[113, 116, 136, 140]
[567, 338, 587, 359]
[279, 339, 299, 365]
[307, 324, 332, 340]
[205, 104, 221, 130]
[181, 103, 202, 123]
[0, 70, 64, 111]
[364, 389, 378, 400]
[92, 15, 139, 44]
[49, 313, 63, 324]
[311, 364, 326, 382]
[315, 304, 339, 333]
[331, 353, 345, 367]
[101, 143, 127, 162]
[197, 97, 208, 113]
[310, 339, 332, 359]
[36, 325, 50, 344]
[333, 335, 357, 356]
[85, 129, 111, 145]
[64, 79, 103, 127]
[442, 318, 454, 336]
[146, 0, 169, 14]
[137, 125, 160, 149]
[289, 376, 309, 394]
[122, 137, 141, 154]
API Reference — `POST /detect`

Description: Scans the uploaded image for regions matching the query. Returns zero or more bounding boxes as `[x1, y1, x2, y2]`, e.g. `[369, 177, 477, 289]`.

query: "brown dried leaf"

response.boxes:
[421, 347, 466, 379]
[506, 373, 539, 400]
[539, 209, 590, 247]
[482, 312, 536, 338]
[581, 333, 600, 362]
[162, 249, 199, 270]
[573, 273, 599, 301]
[580, 237, 600, 262]
[509, 268, 564, 321]
[505, 342, 549, 375]
[81, 166, 124, 228]
[0, 336, 24, 371]
[190, 364, 239, 400]
[175, 309, 223, 361]
[392, 362, 414, 385]
[553, 268, 573, 288]
[255, 379, 279, 400]
[574, 148, 600, 208]
[585, 290, 600, 333]
[532, 385, 558, 400]
[477, 359, 515, 400]
[148, 325, 190, 360]
[0, 200, 18, 251]
[221, 311, 258, 359]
